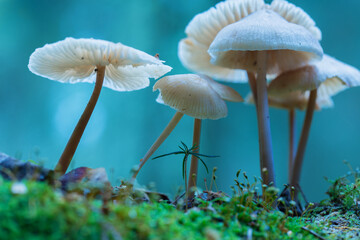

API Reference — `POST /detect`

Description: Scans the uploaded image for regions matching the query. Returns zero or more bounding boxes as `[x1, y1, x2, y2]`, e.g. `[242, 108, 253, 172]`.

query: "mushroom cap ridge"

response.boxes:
[29, 38, 172, 91]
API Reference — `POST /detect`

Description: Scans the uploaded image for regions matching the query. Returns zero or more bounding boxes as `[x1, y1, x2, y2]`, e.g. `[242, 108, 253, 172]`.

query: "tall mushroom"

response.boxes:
[179, 0, 322, 187]
[131, 74, 243, 197]
[208, 9, 323, 186]
[28, 38, 172, 174]
[267, 54, 360, 196]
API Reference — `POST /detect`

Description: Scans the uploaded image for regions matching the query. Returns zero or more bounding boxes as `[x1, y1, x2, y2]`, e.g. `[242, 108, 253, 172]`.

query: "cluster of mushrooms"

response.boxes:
[28, 0, 360, 200]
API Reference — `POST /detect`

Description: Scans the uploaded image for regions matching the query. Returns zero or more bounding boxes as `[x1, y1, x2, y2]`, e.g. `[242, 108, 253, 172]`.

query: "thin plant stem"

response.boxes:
[255, 51, 276, 187]
[55, 66, 106, 175]
[187, 118, 202, 199]
[131, 111, 184, 181]
[290, 89, 317, 198]
[247, 71, 257, 106]
[184, 154, 188, 210]
[289, 108, 296, 182]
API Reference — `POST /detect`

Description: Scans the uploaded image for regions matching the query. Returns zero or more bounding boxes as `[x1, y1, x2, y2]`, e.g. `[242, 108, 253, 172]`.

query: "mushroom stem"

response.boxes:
[255, 51, 276, 187]
[131, 111, 184, 181]
[247, 71, 257, 106]
[290, 89, 317, 198]
[289, 108, 296, 182]
[187, 118, 202, 199]
[55, 66, 106, 175]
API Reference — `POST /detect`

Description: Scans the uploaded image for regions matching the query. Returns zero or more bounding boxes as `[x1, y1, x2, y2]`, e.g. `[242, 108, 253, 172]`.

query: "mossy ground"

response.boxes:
[303, 172, 360, 239]
[1, 175, 358, 240]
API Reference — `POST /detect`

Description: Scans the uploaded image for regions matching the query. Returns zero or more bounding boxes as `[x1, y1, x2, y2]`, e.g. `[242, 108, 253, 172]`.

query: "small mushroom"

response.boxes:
[28, 38, 172, 174]
[131, 74, 242, 197]
[267, 54, 360, 196]
[208, 8, 323, 186]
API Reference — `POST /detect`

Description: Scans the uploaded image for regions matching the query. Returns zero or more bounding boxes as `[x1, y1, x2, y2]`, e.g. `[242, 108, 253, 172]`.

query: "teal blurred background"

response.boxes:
[1, 0, 359, 201]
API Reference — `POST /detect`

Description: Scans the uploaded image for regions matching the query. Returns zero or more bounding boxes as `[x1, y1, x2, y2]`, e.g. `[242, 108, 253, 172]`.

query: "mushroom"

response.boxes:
[179, 0, 322, 187]
[208, 8, 323, 186]
[267, 54, 360, 195]
[131, 74, 242, 197]
[179, 0, 321, 82]
[28, 38, 172, 174]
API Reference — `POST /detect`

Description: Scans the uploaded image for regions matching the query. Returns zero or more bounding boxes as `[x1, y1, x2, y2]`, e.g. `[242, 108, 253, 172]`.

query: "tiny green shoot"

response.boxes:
[152, 141, 218, 199]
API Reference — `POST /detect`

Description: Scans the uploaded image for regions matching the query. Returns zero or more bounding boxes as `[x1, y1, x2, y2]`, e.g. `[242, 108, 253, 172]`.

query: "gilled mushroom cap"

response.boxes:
[178, 0, 264, 82]
[264, 76, 348, 111]
[268, 55, 360, 96]
[245, 89, 334, 111]
[178, 0, 321, 82]
[208, 9, 323, 75]
[29, 38, 172, 91]
[268, 66, 321, 96]
[153, 74, 229, 120]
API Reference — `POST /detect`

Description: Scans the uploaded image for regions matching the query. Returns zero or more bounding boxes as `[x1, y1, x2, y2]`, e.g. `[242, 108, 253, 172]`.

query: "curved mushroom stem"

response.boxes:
[187, 118, 202, 199]
[288, 108, 296, 182]
[55, 66, 106, 175]
[290, 89, 317, 199]
[247, 71, 257, 106]
[255, 51, 276, 187]
[131, 111, 184, 182]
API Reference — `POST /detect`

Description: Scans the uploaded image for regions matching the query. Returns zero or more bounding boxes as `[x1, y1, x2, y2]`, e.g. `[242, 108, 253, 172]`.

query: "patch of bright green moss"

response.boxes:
[0, 180, 103, 239]
[303, 174, 360, 239]
[0, 179, 332, 240]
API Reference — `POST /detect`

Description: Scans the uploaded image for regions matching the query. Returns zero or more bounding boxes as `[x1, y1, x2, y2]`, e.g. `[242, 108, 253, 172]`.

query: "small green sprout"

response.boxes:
[153, 141, 218, 200]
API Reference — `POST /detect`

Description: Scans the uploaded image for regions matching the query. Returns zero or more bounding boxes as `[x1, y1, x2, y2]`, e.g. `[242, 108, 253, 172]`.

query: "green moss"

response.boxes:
[302, 173, 360, 239]
[0, 179, 333, 240]
[0, 180, 103, 239]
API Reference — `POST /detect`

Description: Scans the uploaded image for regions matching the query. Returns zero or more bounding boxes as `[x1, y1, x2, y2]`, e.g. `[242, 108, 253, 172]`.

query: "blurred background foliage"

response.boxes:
[1, 0, 359, 201]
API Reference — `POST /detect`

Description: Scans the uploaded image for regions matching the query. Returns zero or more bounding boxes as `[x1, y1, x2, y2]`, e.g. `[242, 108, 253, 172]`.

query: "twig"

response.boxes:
[301, 226, 327, 240]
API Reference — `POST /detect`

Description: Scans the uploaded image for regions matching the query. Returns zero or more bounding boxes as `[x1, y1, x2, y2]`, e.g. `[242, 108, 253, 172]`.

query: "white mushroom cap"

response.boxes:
[268, 55, 360, 96]
[259, 76, 348, 111]
[268, 66, 321, 96]
[179, 0, 264, 82]
[245, 89, 333, 111]
[208, 9, 323, 75]
[29, 38, 172, 91]
[178, 0, 321, 82]
[246, 54, 357, 110]
[153, 74, 228, 120]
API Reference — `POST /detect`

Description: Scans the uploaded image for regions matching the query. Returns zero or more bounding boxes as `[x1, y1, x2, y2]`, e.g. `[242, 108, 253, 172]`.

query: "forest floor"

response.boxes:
[0, 153, 359, 239]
